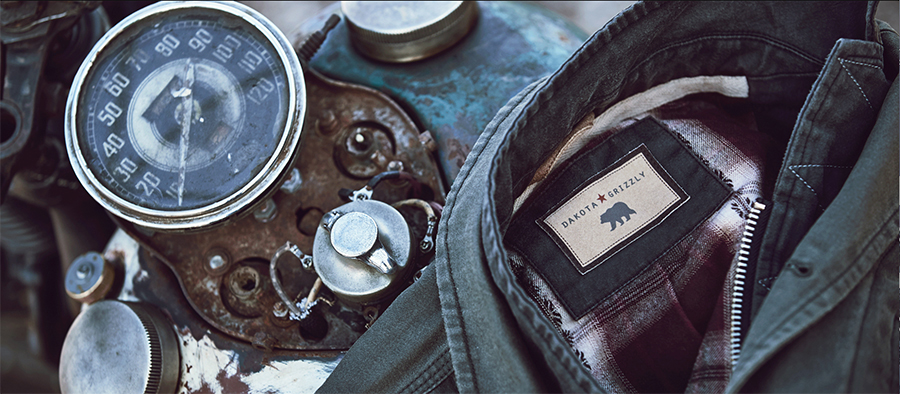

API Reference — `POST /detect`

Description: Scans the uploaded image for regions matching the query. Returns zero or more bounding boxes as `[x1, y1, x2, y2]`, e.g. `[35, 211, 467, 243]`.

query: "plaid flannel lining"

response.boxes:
[507, 95, 768, 393]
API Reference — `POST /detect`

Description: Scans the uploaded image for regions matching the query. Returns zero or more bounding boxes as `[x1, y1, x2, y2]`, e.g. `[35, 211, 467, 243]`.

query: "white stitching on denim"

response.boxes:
[788, 164, 854, 211]
[789, 166, 824, 211]
[758, 276, 777, 291]
[838, 58, 882, 69]
[789, 164, 854, 169]
[838, 58, 874, 110]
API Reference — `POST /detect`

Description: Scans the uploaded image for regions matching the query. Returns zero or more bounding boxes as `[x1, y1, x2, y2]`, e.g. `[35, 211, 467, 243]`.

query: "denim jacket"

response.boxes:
[319, 2, 899, 392]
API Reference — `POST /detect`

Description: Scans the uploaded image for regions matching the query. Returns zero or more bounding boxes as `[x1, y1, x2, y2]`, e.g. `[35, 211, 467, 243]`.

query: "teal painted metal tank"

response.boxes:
[303, 2, 588, 186]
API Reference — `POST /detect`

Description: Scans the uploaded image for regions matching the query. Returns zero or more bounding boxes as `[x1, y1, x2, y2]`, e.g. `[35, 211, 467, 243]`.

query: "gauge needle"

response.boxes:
[174, 60, 195, 206]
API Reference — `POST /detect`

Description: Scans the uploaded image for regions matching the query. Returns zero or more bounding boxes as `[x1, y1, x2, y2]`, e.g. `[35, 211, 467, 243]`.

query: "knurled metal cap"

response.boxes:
[65, 252, 115, 304]
[59, 301, 180, 394]
[341, 1, 478, 63]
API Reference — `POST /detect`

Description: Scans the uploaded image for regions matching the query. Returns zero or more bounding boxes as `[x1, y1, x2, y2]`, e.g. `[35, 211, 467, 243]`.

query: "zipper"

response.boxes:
[730, 200, 768, 367]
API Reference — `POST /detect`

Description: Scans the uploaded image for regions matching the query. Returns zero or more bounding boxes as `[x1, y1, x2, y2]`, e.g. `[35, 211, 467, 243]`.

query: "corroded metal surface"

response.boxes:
[103, 230, 341, 393]
[114, 70, 443, 350]
[302, 2, 587, 184]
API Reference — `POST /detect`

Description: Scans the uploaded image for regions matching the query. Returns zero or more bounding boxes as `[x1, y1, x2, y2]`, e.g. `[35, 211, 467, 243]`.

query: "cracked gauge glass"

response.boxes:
[65, 1, 304, 231]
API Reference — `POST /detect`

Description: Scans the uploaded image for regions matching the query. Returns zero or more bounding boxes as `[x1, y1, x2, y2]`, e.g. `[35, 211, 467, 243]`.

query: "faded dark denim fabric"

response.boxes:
[319, 2, 899, 393]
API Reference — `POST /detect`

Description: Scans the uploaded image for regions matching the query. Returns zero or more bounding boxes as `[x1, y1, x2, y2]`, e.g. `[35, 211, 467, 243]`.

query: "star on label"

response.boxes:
[597, 194, 607, 203]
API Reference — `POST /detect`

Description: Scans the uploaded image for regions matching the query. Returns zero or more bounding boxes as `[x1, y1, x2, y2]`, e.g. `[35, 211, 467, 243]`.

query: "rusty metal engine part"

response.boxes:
[99, 230, 342, 392]
[339, 170, 435, 202]
[341, 1, 479, 63]
[111, 68, 444, 350]
[1, 1, 107, 202]
[392, 198, 439, 253]
[269, 242, 318, 320]
[302, 2, 587, 185]
[313, 199, 412, 304]
[59, 300, 180, 394]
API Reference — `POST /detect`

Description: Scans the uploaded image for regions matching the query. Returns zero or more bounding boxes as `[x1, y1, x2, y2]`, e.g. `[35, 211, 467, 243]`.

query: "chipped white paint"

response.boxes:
[241, 357, 342, 393]
[178, 327, 342, 394]
[179, 330, 240, 393]
[204, 277, 219, 294]
[100, 230, 342, 393]
[104, 229, 141, 302]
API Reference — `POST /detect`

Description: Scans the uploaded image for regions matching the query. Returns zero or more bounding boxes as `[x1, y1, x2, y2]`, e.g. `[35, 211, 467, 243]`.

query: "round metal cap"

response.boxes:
[341, 1, 478, 62]
[330, 212, 379, 258]
[59, 301, 180, 394]
[65, 252, 115, 304]
[313, 200, 412, 304]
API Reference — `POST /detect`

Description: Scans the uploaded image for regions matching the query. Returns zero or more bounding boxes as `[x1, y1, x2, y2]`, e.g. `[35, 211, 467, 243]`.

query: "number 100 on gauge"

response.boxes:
[65, 1, 306, 231]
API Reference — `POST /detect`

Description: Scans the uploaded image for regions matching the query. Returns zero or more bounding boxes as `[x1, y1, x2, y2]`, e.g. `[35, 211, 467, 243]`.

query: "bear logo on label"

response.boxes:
[599, 202, 636, 231]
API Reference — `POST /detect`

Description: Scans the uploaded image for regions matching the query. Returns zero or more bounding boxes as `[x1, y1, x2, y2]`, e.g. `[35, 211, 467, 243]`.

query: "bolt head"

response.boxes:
[387, 161, 404, 172]
[280, 168, 303, 193]
[253, 198, 278, 222]
[273, 302, 288, 318]
[208, 255, 225, 270]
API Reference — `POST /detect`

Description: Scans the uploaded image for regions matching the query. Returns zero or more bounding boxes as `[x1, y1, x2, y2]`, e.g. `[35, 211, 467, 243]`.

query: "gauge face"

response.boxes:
[66, 1, 304, 230]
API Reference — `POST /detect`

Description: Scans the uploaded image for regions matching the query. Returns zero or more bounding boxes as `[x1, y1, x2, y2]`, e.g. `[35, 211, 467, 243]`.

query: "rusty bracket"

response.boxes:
[0, 1, 101, 201]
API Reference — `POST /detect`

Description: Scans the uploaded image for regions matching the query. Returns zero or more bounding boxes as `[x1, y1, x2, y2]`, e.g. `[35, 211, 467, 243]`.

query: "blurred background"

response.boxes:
[0, 1, 896, 393]
[242, 1, 899, 41]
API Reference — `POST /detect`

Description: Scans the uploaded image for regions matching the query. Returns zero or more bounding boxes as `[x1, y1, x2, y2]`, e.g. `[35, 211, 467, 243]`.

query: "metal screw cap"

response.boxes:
[330, 211, 379, 258]
[341, 1, 478, 62]
[65, 252, 115, 304]
[59, 301, 180, 394]
[313, 200, 412, 304]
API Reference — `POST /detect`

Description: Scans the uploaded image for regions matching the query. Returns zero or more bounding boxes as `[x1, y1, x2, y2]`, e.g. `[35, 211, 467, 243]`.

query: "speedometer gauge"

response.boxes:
[65, 1, 305, 231]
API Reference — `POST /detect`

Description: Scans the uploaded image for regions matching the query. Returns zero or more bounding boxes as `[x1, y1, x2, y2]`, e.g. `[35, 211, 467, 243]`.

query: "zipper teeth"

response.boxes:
[731, 200, 766, 367]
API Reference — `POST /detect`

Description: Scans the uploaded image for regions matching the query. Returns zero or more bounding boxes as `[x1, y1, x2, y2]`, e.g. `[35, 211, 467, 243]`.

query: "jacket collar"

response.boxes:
[435, 2, 890, 392]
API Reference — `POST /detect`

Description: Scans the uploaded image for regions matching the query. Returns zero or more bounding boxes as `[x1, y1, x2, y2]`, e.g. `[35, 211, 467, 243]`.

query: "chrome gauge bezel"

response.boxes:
[65, 1, 305, 231]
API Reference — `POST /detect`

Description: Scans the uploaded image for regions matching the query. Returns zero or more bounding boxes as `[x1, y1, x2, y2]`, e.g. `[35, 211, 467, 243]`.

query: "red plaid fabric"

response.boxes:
[508, 94, 769, 393]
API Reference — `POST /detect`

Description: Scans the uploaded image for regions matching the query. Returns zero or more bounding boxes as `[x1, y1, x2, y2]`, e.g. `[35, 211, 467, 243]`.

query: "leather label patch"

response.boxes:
[539, 145, 688, 274]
